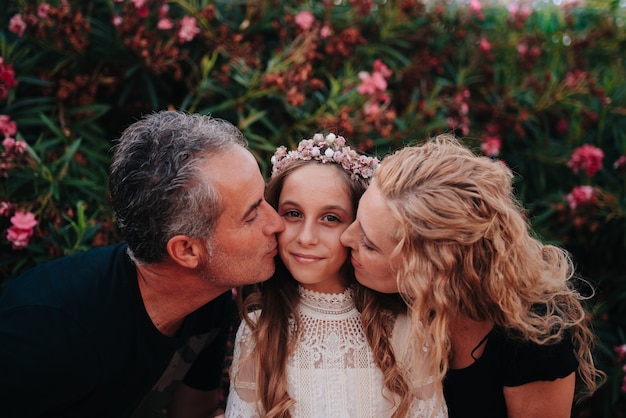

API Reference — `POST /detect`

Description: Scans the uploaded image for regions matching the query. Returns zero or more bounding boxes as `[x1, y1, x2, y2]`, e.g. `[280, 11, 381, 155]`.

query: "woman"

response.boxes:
[340, 134, 604, 418]
[225, 133, 446, 418]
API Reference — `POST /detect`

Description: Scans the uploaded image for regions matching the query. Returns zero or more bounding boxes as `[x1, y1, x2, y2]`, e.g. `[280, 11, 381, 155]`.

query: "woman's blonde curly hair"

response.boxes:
[375, 134, 605, 405]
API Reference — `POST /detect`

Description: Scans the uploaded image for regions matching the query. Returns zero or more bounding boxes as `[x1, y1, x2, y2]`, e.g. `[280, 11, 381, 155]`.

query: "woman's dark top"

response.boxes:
[443, 327, 578, 418]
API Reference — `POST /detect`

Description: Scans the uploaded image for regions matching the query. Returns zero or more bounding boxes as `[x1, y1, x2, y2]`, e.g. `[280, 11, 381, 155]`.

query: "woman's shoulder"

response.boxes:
[486, 327, 578, 386]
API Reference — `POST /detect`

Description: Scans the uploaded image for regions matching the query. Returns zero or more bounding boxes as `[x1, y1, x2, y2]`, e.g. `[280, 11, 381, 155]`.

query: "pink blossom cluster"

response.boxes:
[479, 38, 493, 61]
[568, 144, 604, 177]
[293, 10, 331, 38]
[8, 2, 52, 37]
[1, 115, 28, 177]
[565, 185, 596, 210]
[357, 59, 393, 121]
[357, 59, 392, 98]
[615, 344, 626, 393]
[112, 0, 200, 44]
[8, 14, 27, 37]
[469, 0, 485, 21]
[480, 123, 502, 157]
[1, 201, 38, 250]
[4, 210, 38, 250]
[0, 57, 18, 100]
[517, 43, 541, 61]
[507, 2, 532, 28]
[294, 10, 315, 31]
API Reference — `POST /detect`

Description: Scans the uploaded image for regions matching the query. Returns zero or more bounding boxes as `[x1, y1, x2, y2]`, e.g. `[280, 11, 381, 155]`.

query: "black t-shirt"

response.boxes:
[443, 327, 578, 418]
[0, 243, 233, 418]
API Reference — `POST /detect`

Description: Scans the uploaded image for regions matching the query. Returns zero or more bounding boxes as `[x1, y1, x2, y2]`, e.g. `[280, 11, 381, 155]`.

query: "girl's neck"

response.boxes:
[299, 282, 348, 294]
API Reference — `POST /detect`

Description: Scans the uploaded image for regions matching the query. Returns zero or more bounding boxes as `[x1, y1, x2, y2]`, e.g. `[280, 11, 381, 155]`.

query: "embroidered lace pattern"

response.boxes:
[225, 286, 448, 418]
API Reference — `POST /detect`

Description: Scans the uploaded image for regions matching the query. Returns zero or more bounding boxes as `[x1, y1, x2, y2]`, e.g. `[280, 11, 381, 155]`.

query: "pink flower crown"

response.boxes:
[270, 133, 380, 180]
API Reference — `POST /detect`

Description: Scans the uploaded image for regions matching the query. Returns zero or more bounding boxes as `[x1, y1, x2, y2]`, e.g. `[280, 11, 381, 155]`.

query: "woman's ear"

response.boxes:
[166, 235, 205, 269]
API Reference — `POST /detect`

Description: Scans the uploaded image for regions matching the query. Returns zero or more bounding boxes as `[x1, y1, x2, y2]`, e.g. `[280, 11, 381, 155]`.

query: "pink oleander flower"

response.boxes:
[3, 137, 27, 154]
[131, 0, 148, 9]
[9, 14, 27, 37]
[2, 137, 16, 152]
[0, 115, 17, 137]
[517, 43, 528, 56]
[508, 3, 532, 19]
[7, 227, 32, 249]
[567, 144, 604, 177]
[7, 211, 38, 250]
[0, 58, 18, 101]
[616, 344, 626, 362]
[10, 211, 38, 230]
[469, 0, 485, 20]
[565, 185, 596, 210]
[479, 38, 492, 53]
[481, 135, 502, 157]
[357, 71, 387, 95]
[372, 59, 392, 79]
[178, 16, 200, 43]
[112, 14, 123, 26]
[295, 10, 315, 31]
[37, 3, 51, 19]
[320, 25, 332, 39]
[157, 18, 173, 30]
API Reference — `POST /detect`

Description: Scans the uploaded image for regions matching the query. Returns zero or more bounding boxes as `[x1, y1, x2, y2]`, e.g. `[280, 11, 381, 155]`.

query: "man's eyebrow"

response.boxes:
[242, 198, 263, 220]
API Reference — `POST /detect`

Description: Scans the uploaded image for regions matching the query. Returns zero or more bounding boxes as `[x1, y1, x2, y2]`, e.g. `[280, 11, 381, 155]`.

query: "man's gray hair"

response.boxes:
[109, 110, 248, 264]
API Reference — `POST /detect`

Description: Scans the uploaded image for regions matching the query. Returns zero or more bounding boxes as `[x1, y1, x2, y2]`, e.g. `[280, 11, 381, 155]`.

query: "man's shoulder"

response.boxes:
[0, 242, 133, 310]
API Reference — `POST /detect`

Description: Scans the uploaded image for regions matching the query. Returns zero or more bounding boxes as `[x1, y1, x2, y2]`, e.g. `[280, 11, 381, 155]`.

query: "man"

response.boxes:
[0, 111, 285, 417]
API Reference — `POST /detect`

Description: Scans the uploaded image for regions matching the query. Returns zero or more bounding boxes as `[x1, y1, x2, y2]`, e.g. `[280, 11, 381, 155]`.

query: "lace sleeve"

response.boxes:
[224, 312, 264, 418]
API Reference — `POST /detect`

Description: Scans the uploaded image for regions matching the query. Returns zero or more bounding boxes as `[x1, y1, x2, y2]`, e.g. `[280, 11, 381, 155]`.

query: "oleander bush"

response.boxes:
[1, 0, 625, 415]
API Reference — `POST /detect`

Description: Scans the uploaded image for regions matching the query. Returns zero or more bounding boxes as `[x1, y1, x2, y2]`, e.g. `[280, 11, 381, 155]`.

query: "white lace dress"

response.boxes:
[225, 286, 447, 418]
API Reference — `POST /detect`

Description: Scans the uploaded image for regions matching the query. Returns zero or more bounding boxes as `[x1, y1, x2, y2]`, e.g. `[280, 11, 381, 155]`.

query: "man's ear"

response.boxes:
[166, 235, 205, 269]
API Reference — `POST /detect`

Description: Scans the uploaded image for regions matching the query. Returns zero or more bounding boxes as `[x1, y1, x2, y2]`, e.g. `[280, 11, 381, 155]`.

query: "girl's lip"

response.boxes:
[291, 252, 323, 263]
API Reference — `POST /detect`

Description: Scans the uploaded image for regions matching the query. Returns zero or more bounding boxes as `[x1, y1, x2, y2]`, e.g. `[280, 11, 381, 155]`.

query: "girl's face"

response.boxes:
[278, 164, 354, 293]
[340, 181, 400, 294]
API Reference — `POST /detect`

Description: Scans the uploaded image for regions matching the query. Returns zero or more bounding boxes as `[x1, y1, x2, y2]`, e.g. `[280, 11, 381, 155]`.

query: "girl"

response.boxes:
[225, 133, 446, 418]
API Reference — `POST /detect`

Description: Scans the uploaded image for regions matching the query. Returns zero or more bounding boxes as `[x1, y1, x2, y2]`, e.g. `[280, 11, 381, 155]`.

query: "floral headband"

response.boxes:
[270, 133, 380, 180]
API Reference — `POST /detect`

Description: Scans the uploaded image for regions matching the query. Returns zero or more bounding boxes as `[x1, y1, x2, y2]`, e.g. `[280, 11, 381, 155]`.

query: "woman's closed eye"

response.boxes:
[359, 236, 376, 251]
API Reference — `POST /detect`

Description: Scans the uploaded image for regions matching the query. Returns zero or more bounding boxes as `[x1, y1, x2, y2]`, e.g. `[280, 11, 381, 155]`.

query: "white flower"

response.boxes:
[313, 133, 324, 142]
[324, 148, 335, 158]
[325, 133, 336, 144]
[311, 147, 321, 157]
